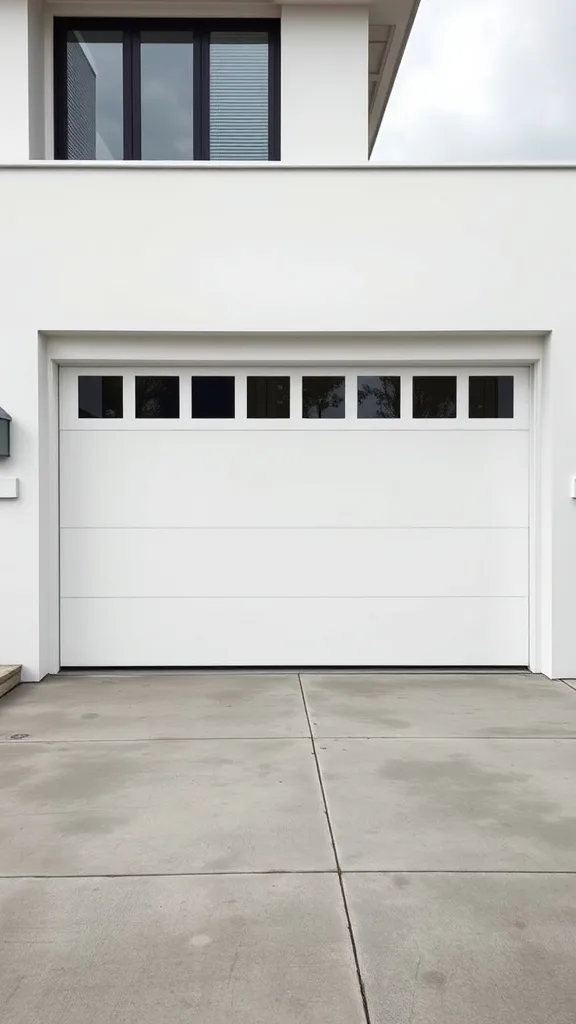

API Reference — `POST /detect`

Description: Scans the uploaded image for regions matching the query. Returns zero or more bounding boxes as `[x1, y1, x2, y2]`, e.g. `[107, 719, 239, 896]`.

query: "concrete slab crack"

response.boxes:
[298, 673, 372, 1024]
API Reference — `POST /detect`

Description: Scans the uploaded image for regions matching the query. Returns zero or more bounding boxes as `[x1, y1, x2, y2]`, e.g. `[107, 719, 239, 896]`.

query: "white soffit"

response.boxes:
[368, 0, 421, 152]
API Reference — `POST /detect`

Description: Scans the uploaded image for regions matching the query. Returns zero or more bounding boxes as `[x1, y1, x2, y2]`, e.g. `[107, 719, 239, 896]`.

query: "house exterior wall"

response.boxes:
[0, 0, 32, 159]
[0, 164, 573, 679]
[281, 5, 369, 162]
[0, 0, 44, 160]
[0, 0, 574, 680]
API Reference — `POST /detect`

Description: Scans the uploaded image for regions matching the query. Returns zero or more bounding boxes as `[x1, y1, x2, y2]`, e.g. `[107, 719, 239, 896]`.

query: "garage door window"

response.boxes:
[247, 376, 290, 418]
[413, 376, 457, 419]
[357, 376, 400, 419]
[469, 376, 514, 418]
[78, 375, 123, 419]
[302, 377, 345, 419]
[192, 376, 235, 418]
[69, 368, 524, 428]
[135, 376, 180, 418]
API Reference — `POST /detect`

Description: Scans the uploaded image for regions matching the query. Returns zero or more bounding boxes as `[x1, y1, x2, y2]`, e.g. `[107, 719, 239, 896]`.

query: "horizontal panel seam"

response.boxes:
[59, 526, 530, 531]
[61, 595, 529, 601]
[60, 427, 530, 433]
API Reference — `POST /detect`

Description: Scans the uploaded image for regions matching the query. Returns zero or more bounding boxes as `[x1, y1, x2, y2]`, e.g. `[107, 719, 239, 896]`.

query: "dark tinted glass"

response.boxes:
[469, 376, 514, 418]
[413, 376, 457, 419]
[247, 376, 290, 418]
[78, 376, 123, 418]
[302, 377, 345, 419]
[192, 376, 235, 418]
[141, 31, 194, 160]
[66, 30, 123, 159]
[357, 376, 400, 419]
[135, 376, 180, 418]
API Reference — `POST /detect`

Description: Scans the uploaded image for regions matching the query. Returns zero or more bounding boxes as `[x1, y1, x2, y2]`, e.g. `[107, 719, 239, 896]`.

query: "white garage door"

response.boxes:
[59, 365, 530, 667]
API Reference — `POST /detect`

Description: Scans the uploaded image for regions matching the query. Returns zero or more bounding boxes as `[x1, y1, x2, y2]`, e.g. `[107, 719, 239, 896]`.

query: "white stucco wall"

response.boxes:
[0, 0, 32, 159]
[0, 164, 574, 680]
[281, 5, 369, 162]
[0, 0, 45, 159]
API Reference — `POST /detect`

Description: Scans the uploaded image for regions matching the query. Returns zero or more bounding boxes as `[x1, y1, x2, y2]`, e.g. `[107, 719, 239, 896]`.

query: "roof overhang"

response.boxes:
[367, 0, 421, 152]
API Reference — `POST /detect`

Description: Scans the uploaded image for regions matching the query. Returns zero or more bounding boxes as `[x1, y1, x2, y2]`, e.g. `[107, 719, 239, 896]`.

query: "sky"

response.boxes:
[374, 0, 576, 162]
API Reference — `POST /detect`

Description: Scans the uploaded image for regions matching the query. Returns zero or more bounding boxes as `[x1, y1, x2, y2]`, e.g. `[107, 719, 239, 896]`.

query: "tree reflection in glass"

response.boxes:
[135, 376, 180, 418]
[357, 376, 401, 419]
[302, 377, 345, 419]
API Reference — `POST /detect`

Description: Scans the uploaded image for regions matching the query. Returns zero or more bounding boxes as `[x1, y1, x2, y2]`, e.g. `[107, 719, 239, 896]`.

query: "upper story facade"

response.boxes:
[0, 0, 419, 164]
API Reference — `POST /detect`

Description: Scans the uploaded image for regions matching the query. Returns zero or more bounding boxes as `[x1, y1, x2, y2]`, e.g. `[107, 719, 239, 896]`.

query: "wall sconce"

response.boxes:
[0, 408, 11, 458]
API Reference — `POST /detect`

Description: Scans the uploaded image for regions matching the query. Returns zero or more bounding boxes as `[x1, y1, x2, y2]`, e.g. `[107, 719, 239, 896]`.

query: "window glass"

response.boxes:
[413, 377, 457, 419]
[192, 376, 235, 418]
[58, 22, 276, 161]
[66, 29, 123, 159]
[210, 32, 269, 160]
[141, 31, 194, 160]
[247, 376, 290, 418]
[469, 376, 514, 418]
[357, 376, 400, 419]
[78, 376, 123, 418]
[135, 376, 180, 418]
[302, 377, 345, 419]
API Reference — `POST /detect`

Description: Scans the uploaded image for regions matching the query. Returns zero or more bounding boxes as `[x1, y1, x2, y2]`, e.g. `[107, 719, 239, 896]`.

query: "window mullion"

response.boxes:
[131, 29, 142, 159]
[268, 29, 280, 160]
[53, 22, 68, 159]
[193, 28, 210, 160]
[193, 30, 202, 159]
[122, 29, 133, 159]
[122, 27, 141, 160]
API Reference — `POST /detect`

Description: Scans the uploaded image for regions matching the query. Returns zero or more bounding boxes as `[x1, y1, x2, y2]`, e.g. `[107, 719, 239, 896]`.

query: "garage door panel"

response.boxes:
[60, 363, 530, 667]
[61, 528, 528, 599]
[60, 430, 528, 529]
[60, 597, 528, 667]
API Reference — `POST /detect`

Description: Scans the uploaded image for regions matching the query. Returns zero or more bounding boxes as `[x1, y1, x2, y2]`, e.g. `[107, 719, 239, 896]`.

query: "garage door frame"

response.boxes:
[43, 332, 544, 673]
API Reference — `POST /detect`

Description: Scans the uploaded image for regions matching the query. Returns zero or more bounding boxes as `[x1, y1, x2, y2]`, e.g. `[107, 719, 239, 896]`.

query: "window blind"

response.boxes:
[209, 32, 269, 161]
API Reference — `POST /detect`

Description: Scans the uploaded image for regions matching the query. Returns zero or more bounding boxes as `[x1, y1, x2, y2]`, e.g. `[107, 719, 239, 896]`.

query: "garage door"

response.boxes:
[59, 365, 530, 666]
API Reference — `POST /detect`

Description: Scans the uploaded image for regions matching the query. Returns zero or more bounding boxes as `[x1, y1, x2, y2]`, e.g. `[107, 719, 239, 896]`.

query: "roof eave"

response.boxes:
[369, 0, 421, 154]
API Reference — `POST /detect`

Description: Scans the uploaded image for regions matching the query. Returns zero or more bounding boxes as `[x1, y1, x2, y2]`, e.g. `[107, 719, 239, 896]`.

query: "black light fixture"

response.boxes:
[0, 407, 11, 458]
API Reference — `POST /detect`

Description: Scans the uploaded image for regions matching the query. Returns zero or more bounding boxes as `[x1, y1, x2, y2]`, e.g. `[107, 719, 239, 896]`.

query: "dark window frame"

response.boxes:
[54, 18, 281, 161]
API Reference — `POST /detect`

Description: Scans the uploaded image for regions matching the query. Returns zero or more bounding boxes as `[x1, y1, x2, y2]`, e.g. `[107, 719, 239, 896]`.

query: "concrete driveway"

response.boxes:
[1, 671, 576, 1023]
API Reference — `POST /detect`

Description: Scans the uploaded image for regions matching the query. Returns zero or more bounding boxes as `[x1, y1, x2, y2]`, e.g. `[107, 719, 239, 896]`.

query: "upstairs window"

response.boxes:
[54, 20, 280, 161]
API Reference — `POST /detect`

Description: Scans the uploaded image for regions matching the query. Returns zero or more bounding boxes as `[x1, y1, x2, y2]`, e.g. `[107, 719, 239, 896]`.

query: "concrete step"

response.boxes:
[0, 665, 21, 699]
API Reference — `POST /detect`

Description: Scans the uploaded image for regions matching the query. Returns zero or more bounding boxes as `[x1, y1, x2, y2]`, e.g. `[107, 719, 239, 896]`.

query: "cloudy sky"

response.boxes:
[374, 0, 576, 161]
